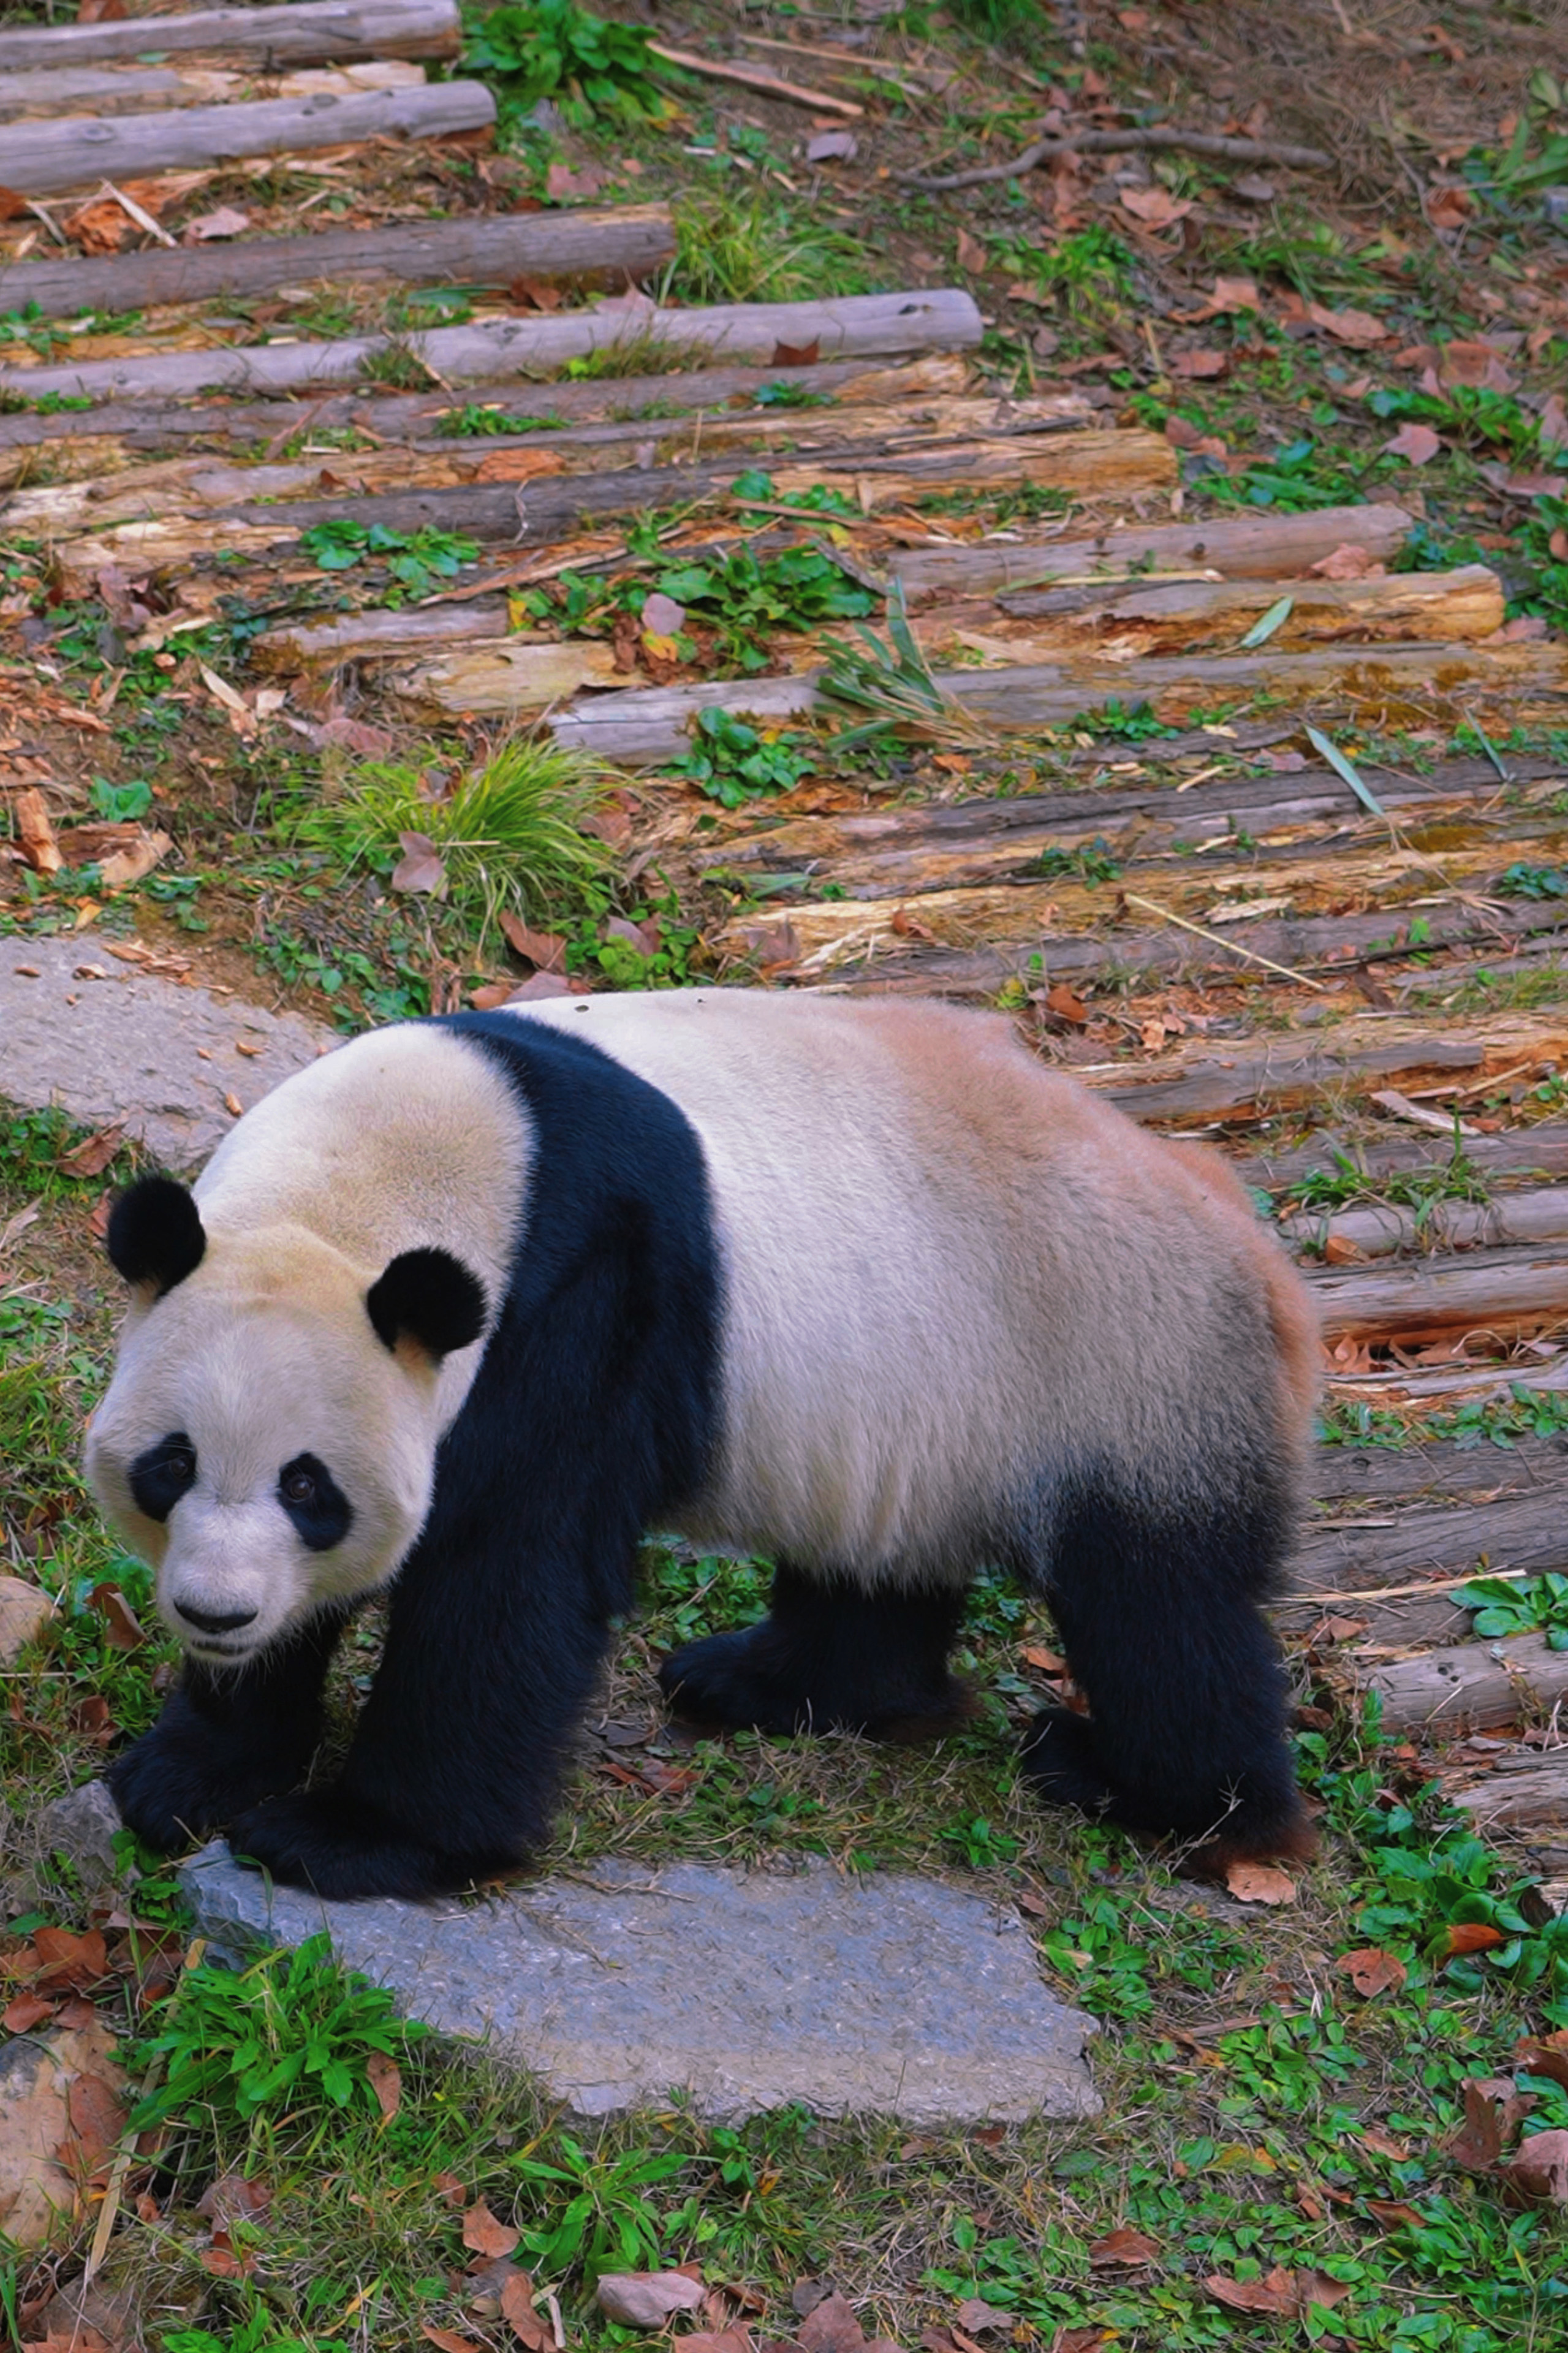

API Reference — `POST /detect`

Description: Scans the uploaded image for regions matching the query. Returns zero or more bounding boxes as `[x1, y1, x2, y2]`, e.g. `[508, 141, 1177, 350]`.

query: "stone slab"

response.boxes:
[179, 1846, 1100, 2124]
[0, 933, 330, 1171]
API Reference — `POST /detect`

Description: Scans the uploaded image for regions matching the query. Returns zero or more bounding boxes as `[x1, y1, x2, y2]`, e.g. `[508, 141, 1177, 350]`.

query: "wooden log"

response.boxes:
[1367, 1633, 1568, 1737]
[0, 80, 497, 198]
[892, 504, 1417, 602]
[1308, 1245, 1568, 1345]
[1096, 1036, 1491, 1124]
[0, 355, 971, 456]
[0, 57, 426, 123]
[1291, 1484, 1568, 1598]
[958, 566, 1505, 654]
[8, 392, 1101, 532]
[1281, 1185, 1568, 1261]
[0, 207, 678, 320]
[1450, 1754, 1568, 1832]
[545, 639, 1568, 764]
[384, 637, 623, 714]
[253, 601, 511, 670]
[0, 0, 463, 72]
[0, 289, 984, 401]
[1311, 1434, 1568, 1505]
[1241, 1120, 1568, 1199]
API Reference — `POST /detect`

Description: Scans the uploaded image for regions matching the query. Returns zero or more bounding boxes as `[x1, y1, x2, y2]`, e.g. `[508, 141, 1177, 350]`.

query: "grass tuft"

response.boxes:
[664, 189, 876, 308]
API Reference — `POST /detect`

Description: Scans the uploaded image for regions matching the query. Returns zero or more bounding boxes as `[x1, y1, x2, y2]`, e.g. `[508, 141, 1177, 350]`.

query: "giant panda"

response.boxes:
[85, 991, 1321, 1903]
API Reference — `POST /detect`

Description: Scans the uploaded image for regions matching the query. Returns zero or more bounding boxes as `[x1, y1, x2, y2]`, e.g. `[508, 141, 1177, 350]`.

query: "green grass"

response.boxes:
[664, 188, 877, 308]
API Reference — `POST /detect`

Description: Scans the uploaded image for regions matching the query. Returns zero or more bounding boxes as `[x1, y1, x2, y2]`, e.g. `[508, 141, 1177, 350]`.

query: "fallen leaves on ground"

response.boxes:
[366, 2051, 401, 2124]
[89, 1584, 145, 1652]
[1119, 186, 1192, 229]
[462, 2199, 520, 2260]
[1384, 420, 1442, 464]
[1447, 2077, 1532, 2172]
[501, 2270, 554, 2351]
[545, 161, 605, 200]
[1336, 1948, 1407, 1998]
[596, 2272, 706, 2327]
[15, 790, 61, 877]
[1224, 1862, 1297, 1905]
[1436, 1921, 1507, 1957]
[392, 833, 448, 895]
[1499, 2129, 1568, 2204]
[55, 1127, 123, 1180]
[952, 2303, 1011, 2334]
[1205, 2268, 1349, 2316]
[183, 205, 251, 241]
[1088, 2227, 1159, 2267]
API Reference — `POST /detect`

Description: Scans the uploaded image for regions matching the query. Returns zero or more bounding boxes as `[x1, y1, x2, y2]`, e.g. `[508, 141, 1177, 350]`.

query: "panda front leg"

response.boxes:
[1017, 1474, 1317, 1873]
[109, 1606, 350, 1851]
[659, 1563, 973, 1740]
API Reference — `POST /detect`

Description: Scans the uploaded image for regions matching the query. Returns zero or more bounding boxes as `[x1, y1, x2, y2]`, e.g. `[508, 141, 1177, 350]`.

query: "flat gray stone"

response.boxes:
[0, 934, 329, 1170]
[179, 1847, 1099, 2124]
[36, 1778, 126, 1885]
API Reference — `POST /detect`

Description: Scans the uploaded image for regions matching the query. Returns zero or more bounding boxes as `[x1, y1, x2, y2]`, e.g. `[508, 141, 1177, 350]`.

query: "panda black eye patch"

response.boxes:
[277, 1453, 353, 1552]
[129, 1433, 197, 1523]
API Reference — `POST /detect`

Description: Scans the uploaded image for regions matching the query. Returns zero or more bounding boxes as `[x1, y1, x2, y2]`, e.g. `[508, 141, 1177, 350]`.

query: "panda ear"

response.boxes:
[366, 1248, 487, 1362]
[105, 1176, 206, 1297]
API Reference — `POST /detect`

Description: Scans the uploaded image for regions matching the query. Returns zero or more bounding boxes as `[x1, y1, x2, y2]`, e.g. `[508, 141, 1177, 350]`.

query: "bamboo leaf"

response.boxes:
[1305, 722, 1386, 818]
[1238, 593, 1293, 650]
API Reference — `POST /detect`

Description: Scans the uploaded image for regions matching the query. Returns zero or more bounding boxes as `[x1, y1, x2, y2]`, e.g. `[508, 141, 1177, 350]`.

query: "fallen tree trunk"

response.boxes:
[1366, 1632, 1568, 1737]
[1311, 1433, 1568, 1505]
[252, 601, 512, 670]
[0, 56, 428, 123]
[0, 355, 972, 471]
[7, 391, 1101, 532]
[0, 0, 462, 71]
[1241, 1118, 1568, 1198]
[0, 206, 678, 320]
[1308, 1244, 1568, 1344]
[545, 638, 1568, 762]
[961, 564, 1504, 653]
[384, 636, 623, 712]
[1097, 1035, 1493, 1124]
[892, 503, 1416, 601]
[0, 289, 984, 401]
[1450, 1753, 1568, 1831]
[1, 79, 496, 197]
[1281, 1184, 1568, 1261]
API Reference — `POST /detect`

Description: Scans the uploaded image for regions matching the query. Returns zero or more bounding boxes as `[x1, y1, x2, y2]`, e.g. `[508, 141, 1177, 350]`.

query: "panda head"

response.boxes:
[85, 1176, 487, 1665]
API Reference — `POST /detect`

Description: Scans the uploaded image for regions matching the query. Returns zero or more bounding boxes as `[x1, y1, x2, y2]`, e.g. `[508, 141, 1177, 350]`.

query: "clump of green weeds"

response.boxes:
[1456, 1573, 1568, 1648]
[1029, 838, 1122, 884]
[656, 541, 876, 673]
[297, 519, 479, 604]
[985, 224, 1135, 335]
[460, 0, 668, 129]
[564, 877, 700, 987]
[282, 740, 609, 949]
[434, 404, 565, 438]
[665, 708, 816, 808]
[665, 188, 875, 307]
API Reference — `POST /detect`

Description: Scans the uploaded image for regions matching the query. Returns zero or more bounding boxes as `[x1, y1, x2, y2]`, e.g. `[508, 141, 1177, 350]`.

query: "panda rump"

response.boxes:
[86, 990, 1320, 1902]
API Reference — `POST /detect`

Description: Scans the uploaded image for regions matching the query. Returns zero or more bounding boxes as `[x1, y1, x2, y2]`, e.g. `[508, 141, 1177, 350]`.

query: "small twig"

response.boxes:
[1121, 890, 1328, 990]
[100, 180, 177, 249]
[1294, 1564, 1539, 1608]
[895, 124, 1333, 193]
[648, 40, 863, 118]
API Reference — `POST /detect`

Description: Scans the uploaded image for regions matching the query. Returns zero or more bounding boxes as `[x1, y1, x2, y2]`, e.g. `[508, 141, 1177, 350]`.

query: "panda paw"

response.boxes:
[229, 1788, 507, 1903]
[1018, 1706, 1116, 1816]
[658, 1625, 806, 1735]
[108, 1714, 302, 1852]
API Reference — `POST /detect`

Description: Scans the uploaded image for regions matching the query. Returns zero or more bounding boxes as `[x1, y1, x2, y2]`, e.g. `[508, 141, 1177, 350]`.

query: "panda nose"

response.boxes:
[176, 1600, 259, 1635]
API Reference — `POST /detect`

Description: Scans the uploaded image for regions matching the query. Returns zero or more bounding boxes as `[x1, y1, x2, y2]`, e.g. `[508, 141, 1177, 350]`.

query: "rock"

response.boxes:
[179, 1850, 1099, 2124]
[37, 1779, 126, 1884]
[0, 2018, 126, 2248]
[1, 934, 330, 1172]
[0, 1575, 54, 1662]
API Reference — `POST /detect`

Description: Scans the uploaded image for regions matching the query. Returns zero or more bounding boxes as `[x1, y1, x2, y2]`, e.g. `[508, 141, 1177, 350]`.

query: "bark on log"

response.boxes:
[1451, 1755, 1568, 1831]
[384, 637, 623, 713]
[1096, 1036, 1491, 1124]
[252, 600, 511, 670]
[0, 57, 426, 123]
[0, 80, 496, 198]
[1281, 1185, 1568, 1262]
[1308, 1245, 1568, 1345]
[1311, 1434, 1568, 1506]
[0, 207, 678, 320]
[0, 355, 972, 457]
[957, 565, 1505, 654]
[1290, 1485, 1568, 1597]
[7, 392, 1101, 532]
[544, 640, 1568, 764]
[0, 0, 462, 72]
[1241, 1120, 1568, 1199]
[1366, 1634, 1568, 1736]
[892, 504, 1416, 602]
[0, 289, 984, 401]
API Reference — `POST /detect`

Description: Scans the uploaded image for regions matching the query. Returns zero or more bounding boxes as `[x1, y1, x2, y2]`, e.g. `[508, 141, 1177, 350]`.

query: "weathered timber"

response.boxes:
[1310, 1434, 1568, 1505]
[1281, 1184, 1568, 1260]
[1291, 1483, 1568, 1596]
[800, 896, 1568, 999]
[961, 565, 1504, 653]
[0, 0, 462, 72]
[1, 80, 496, 197]
[1308, 1244, 1568, 1344]
[253, 602, 512, 670]
[0, 56, 426, 123]
[545, 640, 1568, 763]
[891, 504, 1416, 602]
[0, 356, 971, 457]
[1240, 1120, 1568, 1198]
[0, 290, 984, 401]
[384, 638, 623, 714]
[1094, 1035, 1491, 1124]
[1450, 1754, 1568, 1832]
[49, 428, 1171, 582]
[8, 393, 1103, 534]
[1367, 1634, 1568, 1736]
[0, 207, 678, 320]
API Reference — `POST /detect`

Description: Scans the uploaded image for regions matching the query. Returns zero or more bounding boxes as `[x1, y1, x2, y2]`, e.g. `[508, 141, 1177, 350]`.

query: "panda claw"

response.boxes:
[229, 1789, 511, 1903]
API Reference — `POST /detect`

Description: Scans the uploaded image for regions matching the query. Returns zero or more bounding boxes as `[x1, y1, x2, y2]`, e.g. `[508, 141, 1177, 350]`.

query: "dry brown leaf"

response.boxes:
[1224, 1862, 1297, 1906]
[545, 161, 605, 200]
[89, 1583, 146, 1652]
[26, 1928, 109, 1992]
[1448, 2077, 1528, 2172]
[197, 2172, 271, 2227]
[63, 2071, 124, 2183]
[1043, 983, 1088, 1025]
[1310, 543, 1377, 579]
[1306, 303, 1388, 348]
[1204, 2269, 1295, 2317]
[432, 2170, 467, 2207]
[98, 830, 172, 892]
[773, 339, 820, 367]
[1498, 2128, 1568, 2204]
[1171, 347, 1227, 378]
[1119, 186, 1192, 229]
[955, 227, 988, 274]
[423, 2329, 488, 2353]
[1366, 2199, 1423, 2227]
[596, 2273, 706, 2328]
[1020, 1645, 1066, 1674]
[797, 2294, 867, 2353]
[0, 188, 29, 221]
[953, 2302, 1012, 2334]
[1515, 2033, 1568, 2093]
[678, 2333, 753, 2353]
[392, 832, 447, 896]
[1088, 2227, 1159, 2267]
[1048, 2333, 1110, 2353]
[501, 2271, 553, 2352]
[462, 2200, 520, 2260]
[1358, 2124, 1411, 2161]
[183, 206, 251, 241]
[3, 1993, 56, 2033]
[366, 2051, 401, 2124]
[1336, 1949, 1407, 1999]
[56, 1127, 123, 1180]
[1437, 1922, 1506, 1957]
[1383, 421, 1442, 465]
[15, 790, 62, 877]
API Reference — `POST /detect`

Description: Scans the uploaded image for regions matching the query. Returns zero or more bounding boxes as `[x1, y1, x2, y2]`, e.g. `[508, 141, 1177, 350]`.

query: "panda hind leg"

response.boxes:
[659, 1563, 973, 1740]
[1017, 1473, 1317, 1876]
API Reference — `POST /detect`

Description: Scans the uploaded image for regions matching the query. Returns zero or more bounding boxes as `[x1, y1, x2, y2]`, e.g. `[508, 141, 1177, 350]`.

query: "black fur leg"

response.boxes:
[230, 1788, 504, 1902]
[108, 1608, 349, 1852]
[1020, 1471, 1316, 1871]
[659, 1565, 971, 1738]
